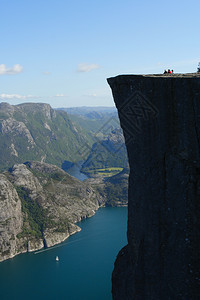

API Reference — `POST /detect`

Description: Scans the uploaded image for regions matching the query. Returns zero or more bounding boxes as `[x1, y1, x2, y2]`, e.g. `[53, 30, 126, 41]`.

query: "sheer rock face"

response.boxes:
[0, 159, 128, 262]
[10, 164, 43, 194]
[0, 162, 101, 262]
[0, 174, 23, 261]
[1, 118, 35, 146]
[108, 74, 200, 299]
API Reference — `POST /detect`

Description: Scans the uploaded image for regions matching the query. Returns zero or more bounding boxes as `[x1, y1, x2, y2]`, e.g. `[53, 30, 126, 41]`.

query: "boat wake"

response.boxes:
[34, 237, 86, 254]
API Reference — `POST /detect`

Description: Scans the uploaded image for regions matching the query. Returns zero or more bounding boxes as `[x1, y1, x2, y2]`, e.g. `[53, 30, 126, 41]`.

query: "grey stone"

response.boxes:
[108, 73, 200, 299]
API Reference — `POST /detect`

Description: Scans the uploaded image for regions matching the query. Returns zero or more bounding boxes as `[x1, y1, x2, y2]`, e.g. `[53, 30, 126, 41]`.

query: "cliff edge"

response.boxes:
[108, 73, 200, 299]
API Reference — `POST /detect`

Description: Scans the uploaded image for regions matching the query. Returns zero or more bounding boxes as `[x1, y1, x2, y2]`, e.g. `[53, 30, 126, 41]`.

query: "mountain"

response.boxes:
[88, 168, 129, 207]
[58, 106, 117, 116]
[81, 128, 128, 173]
[0, 102, 93, 171]
[57, 106, 119, 134]
[0, 161, 101, 262]
[0, 102, 128, 262]
[104, 167, 129, 206]
[0, 161, 127, 262]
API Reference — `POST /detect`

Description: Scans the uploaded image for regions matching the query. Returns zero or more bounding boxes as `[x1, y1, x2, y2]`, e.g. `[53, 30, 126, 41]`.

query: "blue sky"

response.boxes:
[0, 0, 199, 107]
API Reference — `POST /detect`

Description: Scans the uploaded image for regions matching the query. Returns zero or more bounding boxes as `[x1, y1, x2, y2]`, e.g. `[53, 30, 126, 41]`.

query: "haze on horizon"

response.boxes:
[0, 0, 199, 108]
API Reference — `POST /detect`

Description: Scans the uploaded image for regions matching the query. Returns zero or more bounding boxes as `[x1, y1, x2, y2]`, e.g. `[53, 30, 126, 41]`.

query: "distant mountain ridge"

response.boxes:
[0, 102, 129, 263]
[0, 102, 92, 171]
[57, 106, 117, 116]
[81, 128, 128, 173]
[57, 106, 120, 135]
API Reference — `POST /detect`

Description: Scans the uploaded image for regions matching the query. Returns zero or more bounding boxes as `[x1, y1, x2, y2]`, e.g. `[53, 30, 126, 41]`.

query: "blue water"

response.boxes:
[64, 161, 88, 181]
[0, 207, 127, 300]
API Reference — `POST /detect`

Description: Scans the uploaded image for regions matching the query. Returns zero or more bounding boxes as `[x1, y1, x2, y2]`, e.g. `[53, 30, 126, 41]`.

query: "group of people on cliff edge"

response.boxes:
[164, 69, 174, 74]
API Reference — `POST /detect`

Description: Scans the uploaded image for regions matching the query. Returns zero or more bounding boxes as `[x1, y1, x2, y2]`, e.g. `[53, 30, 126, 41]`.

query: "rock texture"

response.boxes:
[0, 174, 23, 261]
[86, 167, 129, 207]
[0, 162, 101, 262]
[108, 73, 200, 299]
[0, 160, 128, 262]
[2, 118, 35, 146]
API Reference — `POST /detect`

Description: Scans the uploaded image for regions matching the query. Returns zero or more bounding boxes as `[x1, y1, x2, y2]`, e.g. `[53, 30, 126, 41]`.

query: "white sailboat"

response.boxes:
[56, 256, 59, 261]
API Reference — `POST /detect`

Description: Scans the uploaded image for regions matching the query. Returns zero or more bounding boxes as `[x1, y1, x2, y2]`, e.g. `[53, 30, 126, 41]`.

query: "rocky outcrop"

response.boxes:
[87, 168, 129, 207]
[0, 161, 103, 262]
[1, 118, 35, 146]
[43, 224, 81, 248]
[0, 174, 23, 261]
[108, 74, 200, 299]
[10, 143, 19, 157]
[9, 164, 43, 194]
[17, 103, 56, 120]
[0, 102, 15, 116]
[0, 159, 129, 262]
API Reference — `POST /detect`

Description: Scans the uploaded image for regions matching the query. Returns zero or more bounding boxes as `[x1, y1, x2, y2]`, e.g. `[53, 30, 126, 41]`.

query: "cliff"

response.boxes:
[0, 161, 101, 262]
[0, 160, 128, 262]
[108, 73, 200, 299]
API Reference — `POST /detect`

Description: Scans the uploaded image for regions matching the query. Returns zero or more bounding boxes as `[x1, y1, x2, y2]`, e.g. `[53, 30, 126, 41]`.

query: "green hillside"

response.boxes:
[81, 128, 128, 174]
[58, 106, 120, 135]
[0, 102, 93, 171]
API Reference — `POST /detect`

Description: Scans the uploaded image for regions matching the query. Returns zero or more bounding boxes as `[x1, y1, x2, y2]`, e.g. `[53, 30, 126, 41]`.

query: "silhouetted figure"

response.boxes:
[164, 69, 167, 74]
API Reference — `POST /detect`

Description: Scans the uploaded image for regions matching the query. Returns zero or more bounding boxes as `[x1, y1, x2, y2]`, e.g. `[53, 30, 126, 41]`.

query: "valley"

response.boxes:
[0, 103, 128, 262]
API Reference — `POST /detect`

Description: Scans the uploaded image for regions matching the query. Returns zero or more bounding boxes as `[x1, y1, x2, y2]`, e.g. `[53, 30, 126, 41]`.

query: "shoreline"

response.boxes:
[0, 204, 127, 263]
